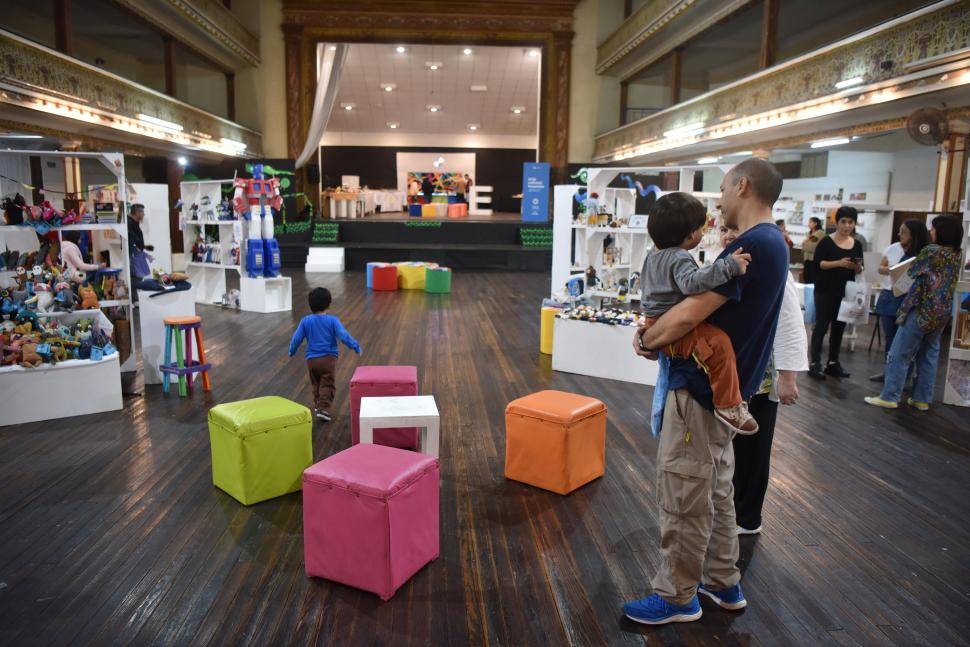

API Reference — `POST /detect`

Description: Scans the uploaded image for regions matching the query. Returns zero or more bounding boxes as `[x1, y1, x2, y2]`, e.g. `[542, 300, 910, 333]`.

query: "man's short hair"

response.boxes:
[730, 158, 783, 207]
[647, 192, 707, 249]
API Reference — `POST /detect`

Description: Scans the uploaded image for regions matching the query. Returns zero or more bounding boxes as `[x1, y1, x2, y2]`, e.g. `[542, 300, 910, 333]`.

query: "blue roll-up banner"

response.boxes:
[521, 162, 551, 222]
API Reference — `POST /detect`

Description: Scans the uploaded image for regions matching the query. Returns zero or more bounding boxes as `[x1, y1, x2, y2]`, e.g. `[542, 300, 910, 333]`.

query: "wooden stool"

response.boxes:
[161, 315, 212, 396]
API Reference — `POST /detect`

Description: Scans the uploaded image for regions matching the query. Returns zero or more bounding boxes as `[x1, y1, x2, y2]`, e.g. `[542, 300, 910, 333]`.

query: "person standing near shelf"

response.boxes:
[127, 203, 154, 282]
[807, 206, 863, 381]
[454, 173, 467, 203]
[865, 215, 964, 411]
[800, 217, 825, 283]
[869, 219, 929, 382]
[60, 230, 105, 274]
[775, 219, 794, 250]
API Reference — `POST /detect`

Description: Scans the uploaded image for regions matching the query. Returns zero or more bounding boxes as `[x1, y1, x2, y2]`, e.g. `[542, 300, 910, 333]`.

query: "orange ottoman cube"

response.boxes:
[504, 390, 607, 495]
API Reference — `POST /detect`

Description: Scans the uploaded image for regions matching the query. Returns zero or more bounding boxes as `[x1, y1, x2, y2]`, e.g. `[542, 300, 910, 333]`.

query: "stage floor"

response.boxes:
[1, 270, 968, 645]
[344, 210, 526, 223]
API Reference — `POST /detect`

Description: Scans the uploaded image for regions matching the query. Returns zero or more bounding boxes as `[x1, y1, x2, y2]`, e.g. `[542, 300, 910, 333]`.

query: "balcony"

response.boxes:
[0, 28, 261, 158]
[593, 1, 970, 164]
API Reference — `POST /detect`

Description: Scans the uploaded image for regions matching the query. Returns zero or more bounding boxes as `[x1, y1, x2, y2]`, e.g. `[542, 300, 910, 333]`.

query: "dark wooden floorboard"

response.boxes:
[1, 269, 969, 646]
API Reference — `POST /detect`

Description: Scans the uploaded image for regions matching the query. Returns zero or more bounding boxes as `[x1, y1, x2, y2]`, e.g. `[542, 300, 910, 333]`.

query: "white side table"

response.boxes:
[359, 395, 440, 458]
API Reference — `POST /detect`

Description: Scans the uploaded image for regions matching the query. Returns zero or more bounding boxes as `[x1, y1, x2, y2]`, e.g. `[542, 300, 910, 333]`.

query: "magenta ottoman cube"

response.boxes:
[350, 365, 419, 448]
[303, 443, 440, 600]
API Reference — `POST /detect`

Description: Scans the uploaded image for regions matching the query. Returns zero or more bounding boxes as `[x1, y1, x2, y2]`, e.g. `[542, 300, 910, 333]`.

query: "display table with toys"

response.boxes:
[551, 316, 659, 386]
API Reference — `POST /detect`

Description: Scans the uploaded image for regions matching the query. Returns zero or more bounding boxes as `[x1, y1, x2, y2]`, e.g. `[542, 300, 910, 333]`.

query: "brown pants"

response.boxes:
[307, 356, 337, 411]
[651, 389, 740, 604]
[666, 321, 741, 410]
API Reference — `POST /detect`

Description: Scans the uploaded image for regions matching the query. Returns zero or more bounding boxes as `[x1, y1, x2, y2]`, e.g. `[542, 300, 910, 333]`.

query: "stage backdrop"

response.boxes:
[320, 146, 535, 212]
[396, 153, 475, 193]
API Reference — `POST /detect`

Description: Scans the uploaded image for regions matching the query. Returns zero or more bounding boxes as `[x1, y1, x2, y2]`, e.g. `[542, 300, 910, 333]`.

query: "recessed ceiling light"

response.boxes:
[470, 84, 488, 92]
[387, 122, 399, 129]
[340, 103, 355, 111]
[395, 46, 407, 54]
[381, 83, 397, 92]
[468, 124, 480, 131]
[427, 104, 441, 113]
[177, 156, 187, 166]
[527, 49, 540, 58]
[425, 61, 443, 71]
[511, 106, 525, 114]
[462, 48, 473, 55]
[329, 45, 337, 51]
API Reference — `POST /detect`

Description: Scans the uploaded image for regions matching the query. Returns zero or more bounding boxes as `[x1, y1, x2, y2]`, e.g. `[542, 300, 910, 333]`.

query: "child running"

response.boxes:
[289, 287, 361, 421]
[638, 192, 758, 433]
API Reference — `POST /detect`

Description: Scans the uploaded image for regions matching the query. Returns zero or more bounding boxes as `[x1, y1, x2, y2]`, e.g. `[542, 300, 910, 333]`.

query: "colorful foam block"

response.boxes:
[208, 396, 313, 505]
[367, 262, 390, 289]
[350, 365, 419, 448]
[421, 204, 437, 218]
[425, 267, 452, 294]
[396, 263, 427, 290]
[372, 265, 398, 291]
[408, 203, 422, 217]
[303, 443, 440, 601]
[447, 203, 465, 218]
[540, 306, 560, 355]
[504, 390, 607, 495]
[433, 203, 448, 218]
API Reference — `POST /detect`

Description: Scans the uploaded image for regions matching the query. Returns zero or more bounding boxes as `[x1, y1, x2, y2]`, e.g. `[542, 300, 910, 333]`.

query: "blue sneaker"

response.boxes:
[623, 593, 702, 625]
[697, 582, 747, 610]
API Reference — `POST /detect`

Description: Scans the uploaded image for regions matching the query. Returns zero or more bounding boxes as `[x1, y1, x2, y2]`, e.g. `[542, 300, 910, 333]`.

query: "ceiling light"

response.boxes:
[427, 104, 441, 113]
[511, 106, 525, 114]
[395, 46, 407, 54]
[220, 137, 247, 150]
[810, 137, 851, 149]
[468, 124, 480, 131]
[340, 103, 355, 111]
[137, 113, 183, 132]
[663, 122, 705, 138]
[387, 122, 399, 129]
[834, 76, 864, 89]
[329, 45, 337, 51]
[462, 48, 473, 55]
[177, 156, 187, 166]
[430, 65, 438, 70]
[697, 156, 719, 164]
[470, 84, 488, 92]
[0, 133, 42, 139]
[425, 61, 443, 71]
[527, 49, 540, 58]
[381, 83, 397, 92]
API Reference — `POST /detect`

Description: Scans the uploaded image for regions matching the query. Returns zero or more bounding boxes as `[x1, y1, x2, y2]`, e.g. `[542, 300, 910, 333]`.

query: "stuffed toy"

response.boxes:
[54, 281, 77, 311]
[79, 284, 100, 310]
[30, 283, 55, 313]
[101, 276, 116, 301]
[20, 340, 43, 368]
[1, 194, 26, 225]
[2, 335, 24, 365]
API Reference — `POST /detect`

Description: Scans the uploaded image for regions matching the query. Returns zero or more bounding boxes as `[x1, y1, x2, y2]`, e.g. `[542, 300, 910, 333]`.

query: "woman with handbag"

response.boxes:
[865, 215, 964, 410]
[808, 206, 863, 380]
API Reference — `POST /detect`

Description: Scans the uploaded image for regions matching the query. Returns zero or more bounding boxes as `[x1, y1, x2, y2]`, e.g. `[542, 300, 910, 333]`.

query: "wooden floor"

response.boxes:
[1, 271, 968, 647]
[360, 210, 524, 223]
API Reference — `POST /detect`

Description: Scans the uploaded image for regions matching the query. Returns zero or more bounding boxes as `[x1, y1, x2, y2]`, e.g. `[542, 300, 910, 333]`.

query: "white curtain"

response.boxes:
[295, 43, 347, 169]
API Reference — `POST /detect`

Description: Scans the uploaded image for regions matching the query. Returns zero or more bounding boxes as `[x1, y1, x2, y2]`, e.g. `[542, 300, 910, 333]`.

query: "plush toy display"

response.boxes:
[78, 284, 100, 310]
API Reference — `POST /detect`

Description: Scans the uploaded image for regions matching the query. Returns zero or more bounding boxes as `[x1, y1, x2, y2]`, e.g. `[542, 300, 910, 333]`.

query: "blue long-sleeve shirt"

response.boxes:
[288, 313, 361, 359]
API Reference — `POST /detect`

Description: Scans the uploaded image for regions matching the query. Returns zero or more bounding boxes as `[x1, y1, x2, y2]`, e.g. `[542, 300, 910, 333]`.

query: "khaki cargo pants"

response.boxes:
[651, 389, 741, 605]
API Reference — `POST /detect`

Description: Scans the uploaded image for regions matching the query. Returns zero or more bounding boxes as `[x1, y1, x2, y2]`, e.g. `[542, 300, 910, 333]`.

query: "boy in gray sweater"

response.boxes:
[639, 192, 757, 433]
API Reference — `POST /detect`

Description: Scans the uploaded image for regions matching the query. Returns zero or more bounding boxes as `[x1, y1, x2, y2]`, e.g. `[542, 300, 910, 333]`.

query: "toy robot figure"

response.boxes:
[232, 164, 282, 278]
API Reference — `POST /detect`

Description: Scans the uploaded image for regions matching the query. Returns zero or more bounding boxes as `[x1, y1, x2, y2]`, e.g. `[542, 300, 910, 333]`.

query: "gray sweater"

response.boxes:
[640, 247, 741, 318]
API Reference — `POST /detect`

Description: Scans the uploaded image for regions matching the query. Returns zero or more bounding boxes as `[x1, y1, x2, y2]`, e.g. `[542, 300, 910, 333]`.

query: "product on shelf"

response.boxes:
[0, 314, 116, 369]
[556, 305, 645, 327]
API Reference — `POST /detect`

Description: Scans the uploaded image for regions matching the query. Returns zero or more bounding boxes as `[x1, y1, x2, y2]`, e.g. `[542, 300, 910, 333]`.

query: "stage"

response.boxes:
[288, 211, 552, 271]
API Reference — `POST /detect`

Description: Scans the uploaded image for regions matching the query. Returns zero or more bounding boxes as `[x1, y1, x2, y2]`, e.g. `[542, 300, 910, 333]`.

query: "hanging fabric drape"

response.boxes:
[295, 43, 347, 169]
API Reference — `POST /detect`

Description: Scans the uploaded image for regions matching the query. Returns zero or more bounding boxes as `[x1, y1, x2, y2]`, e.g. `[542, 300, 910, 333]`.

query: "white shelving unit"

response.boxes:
[180, 179, 291, 313]
[943, 166, 970, 407]
[0, 150, 138, 424]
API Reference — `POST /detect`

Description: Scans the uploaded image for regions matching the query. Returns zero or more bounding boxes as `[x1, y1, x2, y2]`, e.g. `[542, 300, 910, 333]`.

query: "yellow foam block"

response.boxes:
[397, 263, 427, 289]
[540, 307, 560, 355]
[422, 204, 437, 218]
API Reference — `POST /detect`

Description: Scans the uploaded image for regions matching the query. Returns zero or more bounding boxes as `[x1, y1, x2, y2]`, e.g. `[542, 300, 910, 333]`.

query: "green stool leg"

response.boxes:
[174, 328, 187, 397]
[162, 323, 173, 393]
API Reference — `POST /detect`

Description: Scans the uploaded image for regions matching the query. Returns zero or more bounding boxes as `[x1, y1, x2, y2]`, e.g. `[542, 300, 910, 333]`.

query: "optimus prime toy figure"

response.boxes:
[232, 164, 282, 278]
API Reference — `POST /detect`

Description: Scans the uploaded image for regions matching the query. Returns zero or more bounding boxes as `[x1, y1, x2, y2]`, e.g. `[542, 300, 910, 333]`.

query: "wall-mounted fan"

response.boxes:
[906, 107, 949, 146]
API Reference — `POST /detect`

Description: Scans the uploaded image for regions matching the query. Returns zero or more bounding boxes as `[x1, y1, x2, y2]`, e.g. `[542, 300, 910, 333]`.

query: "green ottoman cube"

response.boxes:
[425, 267, 452, 294]
[208, 396, 313, 505]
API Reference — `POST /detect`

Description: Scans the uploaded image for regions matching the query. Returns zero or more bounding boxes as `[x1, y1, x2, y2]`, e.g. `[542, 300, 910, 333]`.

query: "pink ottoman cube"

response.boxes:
[350, 365, 419, 448]
[303, 443, 440, 600]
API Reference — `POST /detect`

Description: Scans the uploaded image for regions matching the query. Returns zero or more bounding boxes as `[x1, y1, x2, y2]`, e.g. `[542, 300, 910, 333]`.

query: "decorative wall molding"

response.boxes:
[596, 0, 694, 75]
[115, 0, 260, 68]
[593, 2, 970, 162]
[0, 29, 262, 157]
[281, 0, 578, 181]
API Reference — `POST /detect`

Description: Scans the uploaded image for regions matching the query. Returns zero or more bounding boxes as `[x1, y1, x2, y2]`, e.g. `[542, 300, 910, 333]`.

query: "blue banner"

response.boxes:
[521, 162, 550, 222]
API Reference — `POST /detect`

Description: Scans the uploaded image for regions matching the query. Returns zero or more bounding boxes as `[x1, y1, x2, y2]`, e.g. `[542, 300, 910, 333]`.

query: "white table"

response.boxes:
[359, 395, 440, 458]
[138, 287, 197, 385]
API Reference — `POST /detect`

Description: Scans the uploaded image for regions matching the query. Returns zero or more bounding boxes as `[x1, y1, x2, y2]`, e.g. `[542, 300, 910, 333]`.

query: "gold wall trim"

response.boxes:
[596, 0, 694, 75]
[0, 29, 262, 156]
[593, 2, 970, 161]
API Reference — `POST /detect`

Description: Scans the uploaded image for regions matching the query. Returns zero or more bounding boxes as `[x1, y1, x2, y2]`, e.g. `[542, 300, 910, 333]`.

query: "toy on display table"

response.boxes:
[232, 164, 282, 279]
[1, 308, 116, 369]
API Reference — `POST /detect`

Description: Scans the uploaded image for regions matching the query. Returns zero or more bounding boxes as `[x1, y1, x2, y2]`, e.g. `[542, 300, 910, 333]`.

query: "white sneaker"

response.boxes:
[737, 525, 762, 536]
[715, 402, 759, 435]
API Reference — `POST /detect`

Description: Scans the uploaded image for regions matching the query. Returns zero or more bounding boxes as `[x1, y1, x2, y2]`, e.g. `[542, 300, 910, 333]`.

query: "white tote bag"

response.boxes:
[837, 280, 870, 325]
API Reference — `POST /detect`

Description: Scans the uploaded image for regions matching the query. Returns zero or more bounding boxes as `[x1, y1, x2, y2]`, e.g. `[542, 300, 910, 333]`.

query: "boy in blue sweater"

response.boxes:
[289, 287, 361, 421]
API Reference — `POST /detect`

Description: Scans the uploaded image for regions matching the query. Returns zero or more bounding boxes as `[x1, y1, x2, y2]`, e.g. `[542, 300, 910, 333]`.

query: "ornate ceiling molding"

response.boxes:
[593, 2, 970, 162]
[0, 29, 262, 157]
[596, 0, 751, 78]
[115, 0, 260, 68]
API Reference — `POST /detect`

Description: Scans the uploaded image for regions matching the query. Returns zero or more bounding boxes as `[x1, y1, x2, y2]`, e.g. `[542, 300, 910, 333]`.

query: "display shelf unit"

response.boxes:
[0, 150, 137, 422]
[942, 167, 970, 407]
[552, 318, 659, 386]
[180, 179, 290, 313]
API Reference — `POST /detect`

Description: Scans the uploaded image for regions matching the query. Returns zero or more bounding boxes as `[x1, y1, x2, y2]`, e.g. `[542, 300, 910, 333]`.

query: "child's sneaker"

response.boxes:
[315, 409, 332, 421]
[714, 402, 758, 434]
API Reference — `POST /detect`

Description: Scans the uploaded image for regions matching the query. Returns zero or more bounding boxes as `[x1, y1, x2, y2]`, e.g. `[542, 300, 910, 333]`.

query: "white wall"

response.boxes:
[321, 131, 536, 150]
[889, 146, 937, 211]
[234, 0, 287, 156]
[394, 153, 476, 192]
